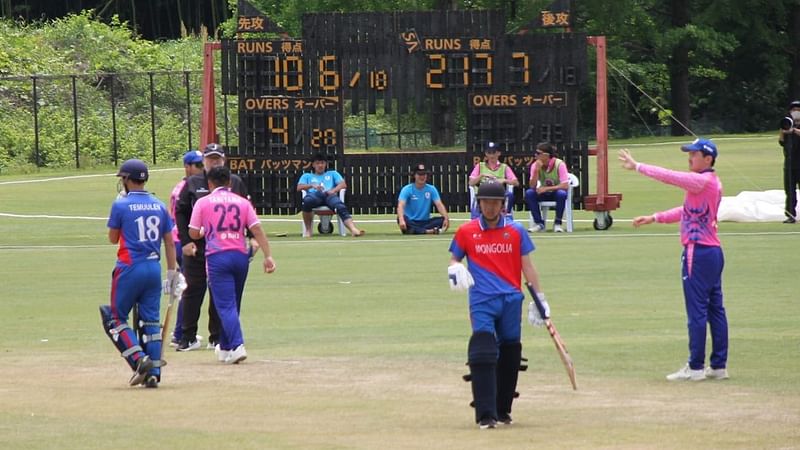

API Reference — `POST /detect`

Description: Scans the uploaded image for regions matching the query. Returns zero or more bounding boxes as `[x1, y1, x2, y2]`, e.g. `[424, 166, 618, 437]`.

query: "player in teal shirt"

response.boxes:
[397, 163, 450, 234]
[296, 153, 364, 237]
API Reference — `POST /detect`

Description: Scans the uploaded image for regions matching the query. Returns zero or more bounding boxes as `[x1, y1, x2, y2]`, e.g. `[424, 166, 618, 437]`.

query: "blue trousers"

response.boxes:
[110, 261, 162, 376]
[525, 188, 567, 226]
[682, 244, 727, 370]
[469, 293, 524, 345]
[399, 215, 445, 234]
[206, 251, 250, 351]
[302, 191, 353, 222]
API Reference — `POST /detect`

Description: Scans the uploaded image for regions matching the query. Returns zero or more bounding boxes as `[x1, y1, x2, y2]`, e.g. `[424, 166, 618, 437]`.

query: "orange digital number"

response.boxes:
[268, 116, 289, 145]
[474, 53, 493, 86]
[311, 128, 337, 148]
[427, 54, 445, 89]
[283, 56, 303, 92]
[370, 70, 388, 91]
[319, 55, 339, 91]
[512, 52, 529, 85]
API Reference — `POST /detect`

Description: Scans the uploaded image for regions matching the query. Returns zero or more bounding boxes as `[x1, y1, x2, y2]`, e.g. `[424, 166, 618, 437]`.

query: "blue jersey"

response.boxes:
[107, 191, 173, 267]
[450, 216, 534, 302]
[298, 170, 344, 193]
[398, 183, 440, 221]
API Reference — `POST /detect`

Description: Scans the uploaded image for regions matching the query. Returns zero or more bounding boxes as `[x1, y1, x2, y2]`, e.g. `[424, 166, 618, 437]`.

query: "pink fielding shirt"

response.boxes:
[637, 163, 722, 247]
[189, 187, 260, 256]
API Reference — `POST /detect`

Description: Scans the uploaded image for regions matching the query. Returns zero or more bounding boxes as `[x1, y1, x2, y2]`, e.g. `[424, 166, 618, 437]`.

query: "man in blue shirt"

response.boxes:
[396, 163, 450, 234]
[101, 159, 181, 388]
[296, 153, 364, 237]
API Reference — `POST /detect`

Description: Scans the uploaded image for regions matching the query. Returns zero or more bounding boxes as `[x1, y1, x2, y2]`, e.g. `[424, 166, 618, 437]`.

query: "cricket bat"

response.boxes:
[159, 290, 179, 362]
[527, 284, 578, 390]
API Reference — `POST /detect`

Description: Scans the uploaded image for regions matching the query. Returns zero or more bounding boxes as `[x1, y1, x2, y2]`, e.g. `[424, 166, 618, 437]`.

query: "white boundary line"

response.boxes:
[1, 230, 797, 251]
[0, 168, 181, 185]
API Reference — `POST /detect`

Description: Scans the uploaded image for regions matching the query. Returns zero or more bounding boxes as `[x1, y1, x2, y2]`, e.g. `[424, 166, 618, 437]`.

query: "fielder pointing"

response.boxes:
[619, 138, 729, 381]
[448, 181, 548, 429]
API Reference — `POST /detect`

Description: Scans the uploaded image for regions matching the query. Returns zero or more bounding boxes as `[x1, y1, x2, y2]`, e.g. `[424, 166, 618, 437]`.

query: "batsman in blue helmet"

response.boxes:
[101, 159, 183, 388]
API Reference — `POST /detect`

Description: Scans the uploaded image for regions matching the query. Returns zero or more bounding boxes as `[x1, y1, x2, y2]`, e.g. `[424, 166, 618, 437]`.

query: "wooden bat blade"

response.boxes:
[545, 319, 578, 390]
[159, 293, 178, 361]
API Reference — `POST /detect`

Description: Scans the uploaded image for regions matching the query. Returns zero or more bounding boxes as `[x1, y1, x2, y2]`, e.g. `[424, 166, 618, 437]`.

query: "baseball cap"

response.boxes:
[789, 100, 800, 109]
[412, 163, 430, 175]
[203, 143, 225, 158]
[681, 138, 718, 158]
[183, 150, 203, 165]
[484, 141, 500, 153]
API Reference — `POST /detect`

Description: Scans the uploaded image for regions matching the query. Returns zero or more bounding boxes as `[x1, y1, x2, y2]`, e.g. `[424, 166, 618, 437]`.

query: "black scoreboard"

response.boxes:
[222, 10, 586, 157]
[220, 9, 589, 214]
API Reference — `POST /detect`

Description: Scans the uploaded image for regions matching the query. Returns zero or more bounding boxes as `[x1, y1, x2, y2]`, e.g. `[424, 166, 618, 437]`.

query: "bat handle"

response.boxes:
[525, 283, 550, 319]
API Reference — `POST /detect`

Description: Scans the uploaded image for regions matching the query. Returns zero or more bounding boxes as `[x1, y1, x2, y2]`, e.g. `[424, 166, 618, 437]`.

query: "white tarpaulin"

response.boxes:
[718, 190, 798, 222]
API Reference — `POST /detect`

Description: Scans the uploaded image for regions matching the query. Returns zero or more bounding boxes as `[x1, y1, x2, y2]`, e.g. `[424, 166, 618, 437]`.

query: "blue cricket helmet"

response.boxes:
[117, 159, 149, 181]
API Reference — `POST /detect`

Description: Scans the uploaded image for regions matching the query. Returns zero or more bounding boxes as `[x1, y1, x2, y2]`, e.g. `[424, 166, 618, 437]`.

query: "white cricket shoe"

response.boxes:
[704, 367, 729, 380]
[223, 344, 247, 364]
[214, 344, 230, 362]
[666, 364, 706, 381]
[528, 224, 545, 233]
[553, 224, 565, 233]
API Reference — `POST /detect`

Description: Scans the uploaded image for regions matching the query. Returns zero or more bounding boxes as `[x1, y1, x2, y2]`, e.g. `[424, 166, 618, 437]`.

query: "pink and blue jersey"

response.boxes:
[169, 178, 187, 243]
[637, 163, 722, 247]
[450, 216, 534, 302]
[188, 187, 260, 256]
[107, 191, 173, 267]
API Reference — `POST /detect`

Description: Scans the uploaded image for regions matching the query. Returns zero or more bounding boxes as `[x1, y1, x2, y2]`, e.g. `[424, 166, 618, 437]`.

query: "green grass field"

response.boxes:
[1, 135, 798, 449]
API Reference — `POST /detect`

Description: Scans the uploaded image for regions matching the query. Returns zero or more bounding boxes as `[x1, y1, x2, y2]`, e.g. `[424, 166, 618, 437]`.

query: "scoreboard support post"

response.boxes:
[200, 42, 222, 149]
[584, 35, 622, 230]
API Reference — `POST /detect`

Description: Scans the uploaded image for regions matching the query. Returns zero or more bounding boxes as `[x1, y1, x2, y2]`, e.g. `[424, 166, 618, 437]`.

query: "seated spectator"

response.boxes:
[468, 141, 519, 218]
[525, 142, 570, 233]
[397, 163, 450, 234]
[296, 153, 365, 238]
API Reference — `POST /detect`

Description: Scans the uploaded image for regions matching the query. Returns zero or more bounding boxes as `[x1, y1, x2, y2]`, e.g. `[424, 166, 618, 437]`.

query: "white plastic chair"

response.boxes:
[300, 189, 347, 236]
[529, 173, 579, 232]
[469, 183, 515, 216]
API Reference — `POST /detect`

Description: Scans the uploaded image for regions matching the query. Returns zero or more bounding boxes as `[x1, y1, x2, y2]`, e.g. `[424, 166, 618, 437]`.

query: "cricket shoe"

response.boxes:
[176, 339, 201, 352]
[704, 367, 729, 380]
[478, 417, 497, 429]
[666, 364, 706, 381]
[223, 344, 247, 364]
[129, 355, 154, 386]
[214, 344, 229, 362]
[553, 224, 565, 233]
[170, 333, 201, 348]
[497, 413, 513, 425]
[144, 375, 159, 388]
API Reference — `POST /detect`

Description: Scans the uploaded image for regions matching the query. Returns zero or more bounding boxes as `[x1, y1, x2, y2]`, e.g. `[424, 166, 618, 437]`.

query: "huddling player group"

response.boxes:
[101, 138, 729, 429]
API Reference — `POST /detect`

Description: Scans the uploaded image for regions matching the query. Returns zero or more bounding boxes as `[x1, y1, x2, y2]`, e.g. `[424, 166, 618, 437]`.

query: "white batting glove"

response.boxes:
[447, 263, 474, 291]
[163, 269, 187, 297]
[527, 292, 550, 327]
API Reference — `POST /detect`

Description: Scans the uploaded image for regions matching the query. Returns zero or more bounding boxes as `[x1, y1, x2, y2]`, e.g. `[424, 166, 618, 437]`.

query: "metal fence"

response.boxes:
[0, 70, 205, 169]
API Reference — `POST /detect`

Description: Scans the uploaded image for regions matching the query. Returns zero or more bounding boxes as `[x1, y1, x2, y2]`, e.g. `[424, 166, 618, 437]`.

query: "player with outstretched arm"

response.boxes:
[619, 138, 729, 382]
[447, 181, 549, 429]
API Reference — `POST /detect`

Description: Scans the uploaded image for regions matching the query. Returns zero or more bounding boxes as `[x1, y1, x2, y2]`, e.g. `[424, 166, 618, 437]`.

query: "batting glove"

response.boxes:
[163, 269, 187, 297]
[527, 292, 550, 327]
[447, 263, 474, 291]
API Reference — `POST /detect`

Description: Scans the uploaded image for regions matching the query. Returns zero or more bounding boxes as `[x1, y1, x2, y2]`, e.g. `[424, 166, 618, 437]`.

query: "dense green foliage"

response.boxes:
[0, 11, 204, 172]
